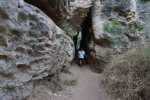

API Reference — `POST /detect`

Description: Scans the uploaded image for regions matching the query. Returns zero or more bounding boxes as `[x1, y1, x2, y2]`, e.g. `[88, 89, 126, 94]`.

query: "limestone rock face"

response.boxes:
[137, 0, 150, 40]
[0, 0, 74, 99]
[24, 0, 93, 31]
[88, 0, 150, 72]
[67, 0, 93, 31]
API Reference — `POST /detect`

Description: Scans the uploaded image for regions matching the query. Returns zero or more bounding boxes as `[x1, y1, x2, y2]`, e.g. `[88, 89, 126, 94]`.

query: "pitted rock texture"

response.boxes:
[24, 0, 68, 25]
[24, 0, 93, 32]
[88, 0, 150, 72]
[0, 0, 74, 99]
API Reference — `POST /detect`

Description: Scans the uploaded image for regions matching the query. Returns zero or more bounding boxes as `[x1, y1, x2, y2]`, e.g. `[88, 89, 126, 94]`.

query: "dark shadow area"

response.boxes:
[73, 32, 79, 50]
[80, 12, 92, 52]
[73, 12, 92, 61]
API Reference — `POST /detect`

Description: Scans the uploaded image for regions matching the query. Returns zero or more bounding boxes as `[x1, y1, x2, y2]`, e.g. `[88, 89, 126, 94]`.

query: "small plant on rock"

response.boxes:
[103, 19, 123, 35]
[103, 19, 145, 50]
[103, 19, 145, 35]
[60, 21, 73, 36]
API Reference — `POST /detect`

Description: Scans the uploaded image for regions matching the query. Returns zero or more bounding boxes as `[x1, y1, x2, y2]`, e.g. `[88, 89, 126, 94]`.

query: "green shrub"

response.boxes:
[103, 19, 145, 35]
[103, 19, 123, 35]
[141, 0, 150, 3]
[60, 21, 73, 35]
[102, 44, 150, 100]
[103, 19, 146, 48]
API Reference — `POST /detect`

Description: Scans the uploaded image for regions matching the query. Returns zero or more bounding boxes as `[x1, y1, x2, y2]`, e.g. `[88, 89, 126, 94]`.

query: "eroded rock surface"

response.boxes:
[88, 0, 150, 72]
[24, 0, 93, 32]
[24, 0, 68, 25]
[0, 0, 74, 99]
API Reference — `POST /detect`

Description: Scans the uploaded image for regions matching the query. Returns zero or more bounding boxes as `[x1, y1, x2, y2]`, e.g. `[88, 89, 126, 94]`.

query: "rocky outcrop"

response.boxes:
[24, 0, 93, 32]
[67, 0, 93, 31]
[137, 0, 150, 41]
[24, 0, 68, 25]
[88, 0, 150, 72]
[0, 0, 74, 99]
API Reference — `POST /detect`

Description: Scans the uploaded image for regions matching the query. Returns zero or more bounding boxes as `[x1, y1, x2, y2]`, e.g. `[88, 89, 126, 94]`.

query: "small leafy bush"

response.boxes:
[103, 19, 145, 35]
[103, 19, 123, 35]
[60, 21, 73, 35]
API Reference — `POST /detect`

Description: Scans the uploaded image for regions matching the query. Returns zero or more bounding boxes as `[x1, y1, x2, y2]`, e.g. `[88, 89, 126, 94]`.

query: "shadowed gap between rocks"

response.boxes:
[73, 12, 92, 60]
[25, 0, 92, 66]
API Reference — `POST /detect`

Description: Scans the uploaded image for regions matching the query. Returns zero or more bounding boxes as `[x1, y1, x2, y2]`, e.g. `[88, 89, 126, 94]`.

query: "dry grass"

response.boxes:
[41, 68, 78, 93]
[102, 45, 150, 100]
[61, 66, 72, 74]
[63, 78, 78, 86]
[42, 74, 64, 93]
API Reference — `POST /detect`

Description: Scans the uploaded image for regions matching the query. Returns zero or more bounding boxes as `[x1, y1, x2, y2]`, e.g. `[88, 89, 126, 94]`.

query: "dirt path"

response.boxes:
[62, 61, 112, 100]
[27, 61, 113, 100]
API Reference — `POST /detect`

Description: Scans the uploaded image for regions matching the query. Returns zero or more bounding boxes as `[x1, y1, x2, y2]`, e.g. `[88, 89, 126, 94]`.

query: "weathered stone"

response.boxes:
[24, 0, 68, 25]
[67, 0, 93, 31]
[88, 0, 150, 72]
[24, 0, 94, 32]
[137, 0, 150, 41]
[0, 0, 74, 99]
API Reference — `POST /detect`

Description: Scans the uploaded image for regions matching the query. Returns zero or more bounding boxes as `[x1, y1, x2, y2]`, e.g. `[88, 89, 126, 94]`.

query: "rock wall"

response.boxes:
[24, 0, 68, 25]
[67, 0, 93, 31]
[24, 0, 94, 32]
[88, 0, 150, 72]
[0, 0, 74, 99]
[137, 0, 150, 40]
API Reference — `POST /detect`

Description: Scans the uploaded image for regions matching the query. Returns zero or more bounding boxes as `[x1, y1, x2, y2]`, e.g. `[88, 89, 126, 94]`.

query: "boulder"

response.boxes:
[0, 0, 74, 99]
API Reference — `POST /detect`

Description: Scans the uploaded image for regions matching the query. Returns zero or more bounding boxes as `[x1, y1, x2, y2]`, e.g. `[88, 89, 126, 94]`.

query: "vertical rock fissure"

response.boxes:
[73, 12, 92, 59]
[80, 12, 92, 52]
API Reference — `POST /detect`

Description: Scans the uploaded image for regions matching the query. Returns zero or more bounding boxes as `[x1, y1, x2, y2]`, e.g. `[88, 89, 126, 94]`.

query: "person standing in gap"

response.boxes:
[78, 48, 86, 66]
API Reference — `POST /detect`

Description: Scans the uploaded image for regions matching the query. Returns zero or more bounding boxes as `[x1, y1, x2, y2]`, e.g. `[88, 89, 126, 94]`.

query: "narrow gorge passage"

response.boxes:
[1, 0, 149, 100]
[27, 11, 113, 100]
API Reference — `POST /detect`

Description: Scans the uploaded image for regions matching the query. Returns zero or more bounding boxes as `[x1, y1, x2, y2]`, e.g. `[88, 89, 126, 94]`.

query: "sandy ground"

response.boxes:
[27, 61, 113, 100]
